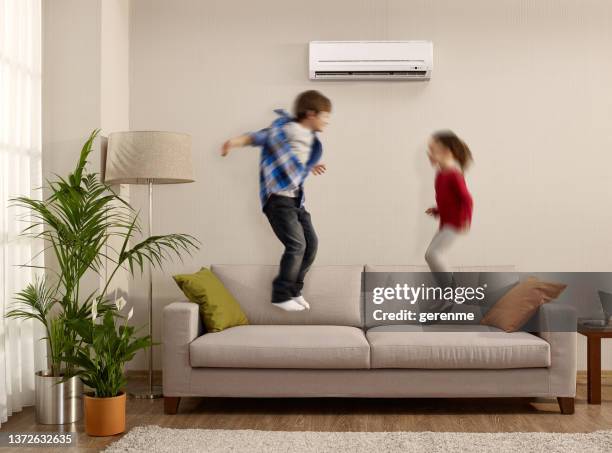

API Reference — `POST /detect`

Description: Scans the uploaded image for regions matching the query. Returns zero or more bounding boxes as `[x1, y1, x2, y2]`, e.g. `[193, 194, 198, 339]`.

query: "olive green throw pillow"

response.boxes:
[173, 268, 248, 332]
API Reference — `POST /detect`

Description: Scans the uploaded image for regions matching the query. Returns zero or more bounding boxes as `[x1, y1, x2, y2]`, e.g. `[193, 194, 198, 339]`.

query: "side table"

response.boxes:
[578, 323, 612, 404]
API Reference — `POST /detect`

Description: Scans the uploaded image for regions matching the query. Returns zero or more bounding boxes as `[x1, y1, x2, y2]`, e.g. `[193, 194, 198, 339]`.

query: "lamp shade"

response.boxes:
[104, 131, 194, 185]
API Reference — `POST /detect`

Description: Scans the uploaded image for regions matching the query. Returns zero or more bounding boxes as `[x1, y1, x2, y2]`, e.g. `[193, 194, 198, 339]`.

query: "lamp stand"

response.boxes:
[130, 180, 163, 399]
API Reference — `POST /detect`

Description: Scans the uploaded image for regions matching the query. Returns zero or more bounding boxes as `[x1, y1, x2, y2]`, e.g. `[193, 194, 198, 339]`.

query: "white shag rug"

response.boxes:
[104, 425, 612, 453]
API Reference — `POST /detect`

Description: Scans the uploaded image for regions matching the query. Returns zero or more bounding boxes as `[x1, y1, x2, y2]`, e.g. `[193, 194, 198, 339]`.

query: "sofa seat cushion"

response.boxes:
[190, 325, 370, 369]
[367, 325, 550, 369]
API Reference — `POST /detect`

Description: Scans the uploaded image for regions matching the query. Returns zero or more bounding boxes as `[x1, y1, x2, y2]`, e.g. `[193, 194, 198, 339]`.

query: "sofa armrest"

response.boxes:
[532, 303, 577, 333]
[162, 301, 202, 395]
[533, 303, 577, 397]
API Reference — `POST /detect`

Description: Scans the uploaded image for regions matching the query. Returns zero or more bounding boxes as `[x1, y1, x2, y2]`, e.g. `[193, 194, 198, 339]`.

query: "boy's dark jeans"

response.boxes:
[263, 194, 318, 303]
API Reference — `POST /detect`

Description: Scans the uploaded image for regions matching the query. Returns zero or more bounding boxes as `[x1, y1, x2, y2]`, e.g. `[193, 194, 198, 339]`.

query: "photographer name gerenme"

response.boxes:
[372, 309, 477, 323]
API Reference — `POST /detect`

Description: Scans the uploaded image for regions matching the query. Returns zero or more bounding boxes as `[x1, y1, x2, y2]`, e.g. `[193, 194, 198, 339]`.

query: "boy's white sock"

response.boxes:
[292, 295, 310, 310]
[273, 299, 305, 312]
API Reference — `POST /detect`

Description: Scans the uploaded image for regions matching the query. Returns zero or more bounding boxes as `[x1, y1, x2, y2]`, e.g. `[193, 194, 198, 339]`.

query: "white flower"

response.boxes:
[115, 296, 127, 311]
[127, 307, 134, 321]
[91, 301, 98, 321]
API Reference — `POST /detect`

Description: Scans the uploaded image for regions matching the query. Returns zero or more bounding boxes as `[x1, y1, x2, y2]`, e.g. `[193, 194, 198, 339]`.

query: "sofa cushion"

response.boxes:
[210, 265, 363, 327]
[480, 277, 567, 332]
[173, 268, 249, 332]
[367, 325, 550, 369]
[190, 325, 370, 369]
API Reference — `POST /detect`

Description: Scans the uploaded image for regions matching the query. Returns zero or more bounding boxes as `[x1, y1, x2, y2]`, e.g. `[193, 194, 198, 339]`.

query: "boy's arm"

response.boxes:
[220, 129, 268, 156]
[220, 134, 252, 156]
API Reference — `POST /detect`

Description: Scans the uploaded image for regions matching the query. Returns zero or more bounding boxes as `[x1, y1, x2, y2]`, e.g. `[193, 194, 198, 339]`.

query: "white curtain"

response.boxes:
[0, 0, 44, 426]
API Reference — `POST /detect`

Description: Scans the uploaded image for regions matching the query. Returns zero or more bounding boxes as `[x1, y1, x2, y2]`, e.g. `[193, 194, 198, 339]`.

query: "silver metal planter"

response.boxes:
[35, 371, 83, 424]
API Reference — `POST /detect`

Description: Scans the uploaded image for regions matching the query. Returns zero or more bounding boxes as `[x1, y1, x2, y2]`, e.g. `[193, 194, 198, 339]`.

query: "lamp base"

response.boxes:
[128, 385, 163, 399]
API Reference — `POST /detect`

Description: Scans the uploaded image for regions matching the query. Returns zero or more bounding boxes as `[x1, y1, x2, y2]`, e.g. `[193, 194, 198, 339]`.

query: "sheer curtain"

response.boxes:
[0, 0, 44, 426]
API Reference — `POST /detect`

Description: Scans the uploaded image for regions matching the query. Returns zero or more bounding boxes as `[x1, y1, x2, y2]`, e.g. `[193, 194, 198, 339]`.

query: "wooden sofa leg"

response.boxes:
[164, 396, 181, 415]
[557, 397, 574, 414]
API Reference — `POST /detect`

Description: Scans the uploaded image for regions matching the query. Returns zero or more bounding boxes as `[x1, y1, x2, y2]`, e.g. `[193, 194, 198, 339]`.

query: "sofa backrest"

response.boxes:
[211, 264, 364, 327]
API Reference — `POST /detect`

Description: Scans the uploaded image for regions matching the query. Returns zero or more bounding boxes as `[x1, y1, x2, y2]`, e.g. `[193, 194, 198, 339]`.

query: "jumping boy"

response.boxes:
[221, 90, 331, 312]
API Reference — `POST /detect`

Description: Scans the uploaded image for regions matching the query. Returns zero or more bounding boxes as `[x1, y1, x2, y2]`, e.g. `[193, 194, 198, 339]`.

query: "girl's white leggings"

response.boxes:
[425, 226, 460, 287]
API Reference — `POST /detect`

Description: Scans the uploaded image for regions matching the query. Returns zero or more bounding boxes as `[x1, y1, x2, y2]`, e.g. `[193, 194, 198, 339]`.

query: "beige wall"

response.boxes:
[128, 0, 612, 272]
[100, 0, 131, 304]
[43, 0, 130, 172]
[42, 0, 129, 197]
[42, 0, 131, 352]
[42, 0, 103, 302]
[41, 0, 612, 370]
[126, 0, 612, 369]
[101, 0, 130, 135]
[42, 0, 101, 178]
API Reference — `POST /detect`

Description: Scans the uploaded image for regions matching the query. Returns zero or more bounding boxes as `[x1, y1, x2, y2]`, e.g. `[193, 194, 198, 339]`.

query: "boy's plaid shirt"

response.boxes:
[249, 109, 322, 209]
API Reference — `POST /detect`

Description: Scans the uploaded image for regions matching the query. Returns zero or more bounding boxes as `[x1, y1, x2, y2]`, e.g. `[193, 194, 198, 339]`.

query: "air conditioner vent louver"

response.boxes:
[315, 70, 427, 78]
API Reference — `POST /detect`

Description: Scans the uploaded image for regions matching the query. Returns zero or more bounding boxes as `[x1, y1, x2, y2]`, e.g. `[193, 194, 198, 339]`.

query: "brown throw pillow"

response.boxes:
[480, 277, 566, 332]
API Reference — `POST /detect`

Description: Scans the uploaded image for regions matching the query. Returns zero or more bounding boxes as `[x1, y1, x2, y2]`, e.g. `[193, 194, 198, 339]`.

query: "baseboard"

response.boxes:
[577, 370, 612, 385]
[126, 369, 162, 380]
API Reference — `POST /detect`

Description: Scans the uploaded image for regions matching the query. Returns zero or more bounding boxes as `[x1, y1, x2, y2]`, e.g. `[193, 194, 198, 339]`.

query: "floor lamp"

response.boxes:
[104, 131, 194, 399]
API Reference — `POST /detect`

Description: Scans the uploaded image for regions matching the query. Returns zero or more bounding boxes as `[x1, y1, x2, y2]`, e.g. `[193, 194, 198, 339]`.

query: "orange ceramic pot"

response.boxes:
[83, 392, 126, 436]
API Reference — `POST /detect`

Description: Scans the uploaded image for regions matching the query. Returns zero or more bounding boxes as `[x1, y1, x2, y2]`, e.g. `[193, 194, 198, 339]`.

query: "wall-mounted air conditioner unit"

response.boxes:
[309, 41, 433, 80]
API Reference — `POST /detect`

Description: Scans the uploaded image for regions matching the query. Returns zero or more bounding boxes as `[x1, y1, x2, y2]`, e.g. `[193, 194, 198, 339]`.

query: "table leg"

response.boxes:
[587, 336, 601, 404]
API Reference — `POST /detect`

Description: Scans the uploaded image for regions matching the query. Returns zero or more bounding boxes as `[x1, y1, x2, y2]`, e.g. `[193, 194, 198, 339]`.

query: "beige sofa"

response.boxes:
[162, 265, 576, 414]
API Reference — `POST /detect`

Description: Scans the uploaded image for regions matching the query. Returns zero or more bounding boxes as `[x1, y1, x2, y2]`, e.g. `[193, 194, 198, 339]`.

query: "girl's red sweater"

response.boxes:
[434, 168, 473, 230]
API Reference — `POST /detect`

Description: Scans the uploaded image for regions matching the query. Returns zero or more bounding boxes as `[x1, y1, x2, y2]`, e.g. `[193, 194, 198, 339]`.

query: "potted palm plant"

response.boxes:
[6, 130, 198, 429]
[7, 278, 86, 424]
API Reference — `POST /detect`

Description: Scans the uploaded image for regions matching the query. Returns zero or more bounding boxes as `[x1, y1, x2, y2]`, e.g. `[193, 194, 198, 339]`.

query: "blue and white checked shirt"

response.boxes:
[249, 109, 323, 209]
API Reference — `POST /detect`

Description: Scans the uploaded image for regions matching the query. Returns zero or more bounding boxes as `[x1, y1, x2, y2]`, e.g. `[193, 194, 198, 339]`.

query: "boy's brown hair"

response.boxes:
[294, 90, 332, 120]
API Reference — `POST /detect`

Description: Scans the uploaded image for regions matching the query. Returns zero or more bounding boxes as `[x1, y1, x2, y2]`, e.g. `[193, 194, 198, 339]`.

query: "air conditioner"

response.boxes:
[309, 41, 433, 81]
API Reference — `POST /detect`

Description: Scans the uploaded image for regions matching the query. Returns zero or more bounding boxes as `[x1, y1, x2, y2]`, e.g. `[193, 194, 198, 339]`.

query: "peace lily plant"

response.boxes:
[6, 130, 199, 429]
[65, 294, 148, 398]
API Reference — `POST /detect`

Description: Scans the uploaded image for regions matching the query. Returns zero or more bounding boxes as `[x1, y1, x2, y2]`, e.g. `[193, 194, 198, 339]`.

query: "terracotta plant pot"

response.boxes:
[83, 392, 126, 436]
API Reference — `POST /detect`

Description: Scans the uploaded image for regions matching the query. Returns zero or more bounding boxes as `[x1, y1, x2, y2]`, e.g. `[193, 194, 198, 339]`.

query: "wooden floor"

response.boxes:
[1, 378, 612, 452]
